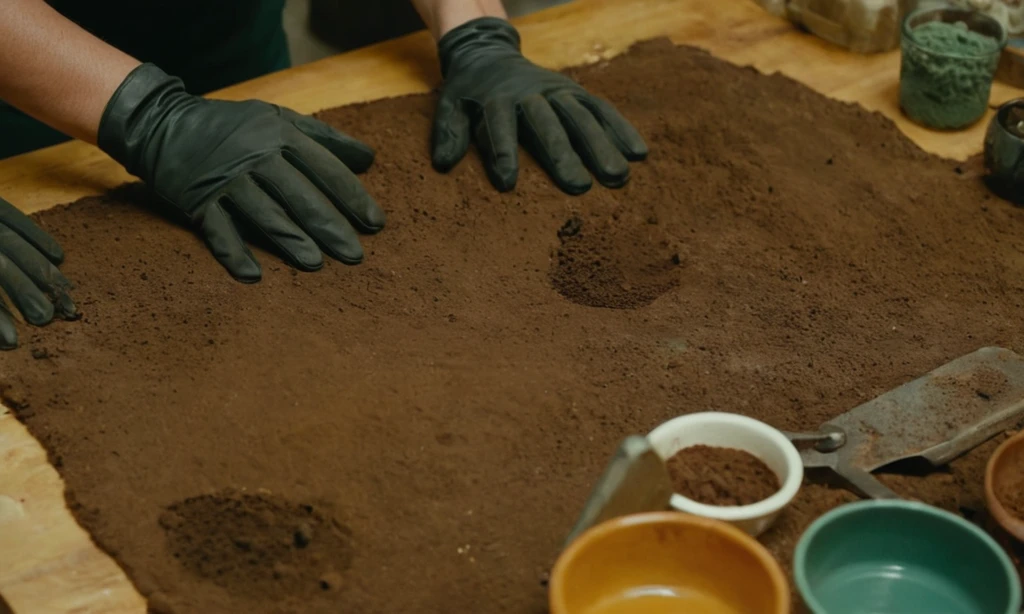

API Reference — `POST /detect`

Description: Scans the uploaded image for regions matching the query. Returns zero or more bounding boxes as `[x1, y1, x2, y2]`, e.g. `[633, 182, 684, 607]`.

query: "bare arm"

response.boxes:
[409, 0, 508, 39]
[0, 0, 139, 144]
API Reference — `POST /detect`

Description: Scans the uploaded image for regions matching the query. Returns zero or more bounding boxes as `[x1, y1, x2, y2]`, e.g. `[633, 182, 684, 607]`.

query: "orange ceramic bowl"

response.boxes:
[986, 430, 1024, 542]
[549, 512, 789, 614]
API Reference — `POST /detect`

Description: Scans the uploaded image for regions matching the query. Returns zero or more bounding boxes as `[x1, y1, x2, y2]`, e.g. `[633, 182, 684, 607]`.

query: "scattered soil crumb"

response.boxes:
[0, 381, 29, 411]
[318, 570, 343, 592]
[666, 445, 780, 506]
[972, 366, 1010, 400]
[557, 216, 582, 239]
[159, 490, 352, 601]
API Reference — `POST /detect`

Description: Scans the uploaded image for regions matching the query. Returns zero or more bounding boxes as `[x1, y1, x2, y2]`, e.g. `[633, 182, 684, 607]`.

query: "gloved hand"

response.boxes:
[432, 18, 647, 195]
[0, 197, 77, 350]
[98, 64, 386, 283]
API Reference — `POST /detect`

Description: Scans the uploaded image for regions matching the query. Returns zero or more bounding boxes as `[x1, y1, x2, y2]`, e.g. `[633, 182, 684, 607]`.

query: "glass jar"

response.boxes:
[900, 7, 1007, 129]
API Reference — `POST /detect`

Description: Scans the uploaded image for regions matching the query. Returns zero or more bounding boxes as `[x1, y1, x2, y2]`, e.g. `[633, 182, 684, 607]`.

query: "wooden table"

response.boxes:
[1, 0, 1021, 611]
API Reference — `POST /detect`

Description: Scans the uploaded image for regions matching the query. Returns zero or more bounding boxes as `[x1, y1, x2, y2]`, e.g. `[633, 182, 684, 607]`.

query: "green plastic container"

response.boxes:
[795, 500, 1021, 614]
[899, 7, 1006, 130]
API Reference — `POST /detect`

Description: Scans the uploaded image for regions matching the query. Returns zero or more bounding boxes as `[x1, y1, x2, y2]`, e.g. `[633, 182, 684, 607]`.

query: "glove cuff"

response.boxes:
[437, 17, 521, 79]
[98, 63, 188, 178]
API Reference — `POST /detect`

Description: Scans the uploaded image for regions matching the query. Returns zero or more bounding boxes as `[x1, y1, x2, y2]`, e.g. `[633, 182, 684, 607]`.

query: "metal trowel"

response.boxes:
[784, 347, 1024, 499]
[564, 435, 674, 546]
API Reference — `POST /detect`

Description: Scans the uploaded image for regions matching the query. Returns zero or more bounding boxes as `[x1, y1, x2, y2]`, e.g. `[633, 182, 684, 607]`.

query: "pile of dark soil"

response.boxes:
[551, 214, 680, 309]
[2, 40, 1024, 613]
[156, 490, 353, 604]
[666, 445, 780, 506]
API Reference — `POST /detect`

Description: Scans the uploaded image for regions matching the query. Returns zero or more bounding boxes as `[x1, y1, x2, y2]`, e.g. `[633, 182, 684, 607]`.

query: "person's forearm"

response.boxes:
[0, 0, 140, 144]
[410, 0, 507, 39]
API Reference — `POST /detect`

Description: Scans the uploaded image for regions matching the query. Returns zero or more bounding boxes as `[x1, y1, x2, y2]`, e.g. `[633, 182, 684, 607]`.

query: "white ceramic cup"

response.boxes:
[647, 412, 803, 536]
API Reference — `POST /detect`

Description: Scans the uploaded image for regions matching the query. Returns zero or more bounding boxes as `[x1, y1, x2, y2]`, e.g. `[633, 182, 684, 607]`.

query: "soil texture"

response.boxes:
[666, 445, 780, 506]
[158, 490, 353, 602]
[3, 40, 1024, 613]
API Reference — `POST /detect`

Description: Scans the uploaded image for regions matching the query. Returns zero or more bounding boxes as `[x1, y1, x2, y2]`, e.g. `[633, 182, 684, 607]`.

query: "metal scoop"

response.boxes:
[785, 347, 1024, 499]
[564, 435, 674, 546]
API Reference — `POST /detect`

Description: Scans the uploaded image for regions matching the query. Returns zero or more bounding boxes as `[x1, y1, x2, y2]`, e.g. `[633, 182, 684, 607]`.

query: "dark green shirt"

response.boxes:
[0, 0, 290, 159]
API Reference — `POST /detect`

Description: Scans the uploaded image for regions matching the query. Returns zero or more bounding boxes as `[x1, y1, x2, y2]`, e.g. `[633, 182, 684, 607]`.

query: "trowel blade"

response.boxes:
[819, 347, 1024, 474]
[564, 435, 674, 547]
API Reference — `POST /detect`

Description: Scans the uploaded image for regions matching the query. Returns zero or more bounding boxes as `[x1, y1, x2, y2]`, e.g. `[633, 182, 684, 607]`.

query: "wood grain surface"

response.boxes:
[0, 0, 1020, 612]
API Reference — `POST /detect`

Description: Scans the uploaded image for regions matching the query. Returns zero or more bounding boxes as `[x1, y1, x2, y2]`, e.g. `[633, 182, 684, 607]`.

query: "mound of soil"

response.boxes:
[551, 215, 680, 308]
[158, 490, 353, 603]
[3, 40, 1024, 613]
[666, 445, 780, 506]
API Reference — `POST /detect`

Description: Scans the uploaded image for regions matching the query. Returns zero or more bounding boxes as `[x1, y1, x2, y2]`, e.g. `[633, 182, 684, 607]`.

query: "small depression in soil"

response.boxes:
[3, 40, 1024, 614]
[666, 445, 781, 506]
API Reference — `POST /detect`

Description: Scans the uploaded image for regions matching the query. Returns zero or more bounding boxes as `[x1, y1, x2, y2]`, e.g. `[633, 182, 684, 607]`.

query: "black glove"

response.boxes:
[432, 18, 647, 195]
[0, 197, 77, 349]
[98, 64, 386, 283]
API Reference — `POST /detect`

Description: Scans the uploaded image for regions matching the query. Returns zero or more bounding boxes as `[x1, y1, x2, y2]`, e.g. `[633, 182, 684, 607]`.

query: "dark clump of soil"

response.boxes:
[975, 367, 1010, 399]
[159, 490, 352, 602]
[0, 382, 29, 412]
[4, 40, 1024, 613]
[551, 214, 680, 309]
[666, 445, 780, 506]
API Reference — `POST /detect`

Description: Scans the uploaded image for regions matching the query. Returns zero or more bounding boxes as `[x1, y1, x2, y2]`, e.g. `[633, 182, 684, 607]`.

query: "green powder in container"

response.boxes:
[900, 20, 1003, 129]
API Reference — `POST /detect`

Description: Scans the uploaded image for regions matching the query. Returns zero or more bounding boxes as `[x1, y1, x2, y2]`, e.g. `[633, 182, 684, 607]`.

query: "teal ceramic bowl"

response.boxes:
[795, 500, 1020, 614]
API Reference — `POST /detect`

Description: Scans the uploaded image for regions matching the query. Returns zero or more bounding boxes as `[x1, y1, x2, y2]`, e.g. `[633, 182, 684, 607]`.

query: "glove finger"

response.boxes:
[0, 251, 54, 326]
[225, 175, 324, 272]
[519, 95, 592, 195]
[252, 156, 363, 265]
[549, 91, 630, 189]
[578, 95, 648, 161]
[0, 226, 77, 320]
[475, 98, 520, 192]
[0, 198, 64, 264]
[284, 129, 386, 233]
[431, 95, 471, 173]
[284, 110, 376, 174]
[0, 301, 17, 350]
[197, 199, 262, 283]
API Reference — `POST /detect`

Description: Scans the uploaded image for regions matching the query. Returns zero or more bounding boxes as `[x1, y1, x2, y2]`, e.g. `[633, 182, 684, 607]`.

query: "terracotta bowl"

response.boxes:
[986, 430, 1024, 542]
[549, 511, 789, 614]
